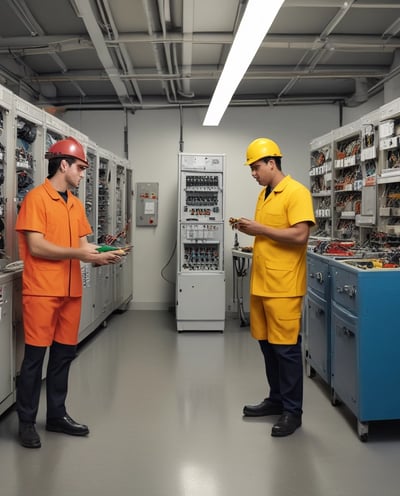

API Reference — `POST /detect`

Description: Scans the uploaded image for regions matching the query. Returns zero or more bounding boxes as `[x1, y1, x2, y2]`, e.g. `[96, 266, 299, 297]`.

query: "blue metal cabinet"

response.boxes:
[306, 291, 331, 383]
[330, 259, 400, 441]
[331, 301, 358, 414]
[307, 252, 331, 299]
[305, 252, 332, 383]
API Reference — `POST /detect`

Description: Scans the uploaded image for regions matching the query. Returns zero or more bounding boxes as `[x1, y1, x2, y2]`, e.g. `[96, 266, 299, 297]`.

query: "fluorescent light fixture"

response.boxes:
[203, 0, 285, 126]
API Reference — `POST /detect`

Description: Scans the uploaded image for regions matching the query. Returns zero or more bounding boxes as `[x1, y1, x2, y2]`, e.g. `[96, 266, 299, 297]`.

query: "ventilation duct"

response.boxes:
[345, 78, 369, 107]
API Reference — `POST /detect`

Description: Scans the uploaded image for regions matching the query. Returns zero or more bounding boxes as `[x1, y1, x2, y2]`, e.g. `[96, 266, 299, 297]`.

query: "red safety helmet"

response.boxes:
[45, 136, 89, 166]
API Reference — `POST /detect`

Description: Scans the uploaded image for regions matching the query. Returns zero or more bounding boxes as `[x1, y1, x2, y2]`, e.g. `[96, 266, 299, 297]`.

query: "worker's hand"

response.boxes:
[79, 243, 121, 265]
[229, 217, 241, 229]
[235, 218, 264, 237]
[94, 251, 122, 266]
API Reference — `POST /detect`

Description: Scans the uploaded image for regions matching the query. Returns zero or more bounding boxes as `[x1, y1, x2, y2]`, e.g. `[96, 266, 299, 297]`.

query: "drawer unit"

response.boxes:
[330, 263, 358, 313]
[306, 253, 400, 441]
[331, 301, 358, 416]
[305, 252, 332, 385]
[305, 290, 331, 383]
[307, 252, 330, 299]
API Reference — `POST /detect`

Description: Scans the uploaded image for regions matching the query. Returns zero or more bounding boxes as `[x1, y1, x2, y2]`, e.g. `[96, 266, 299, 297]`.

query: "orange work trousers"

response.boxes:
[22, 295, 82, 346]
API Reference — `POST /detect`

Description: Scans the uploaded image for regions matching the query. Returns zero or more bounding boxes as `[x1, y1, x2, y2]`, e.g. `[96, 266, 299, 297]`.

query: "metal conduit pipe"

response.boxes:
[142, 0, 176, 104]
[2, 33, 400, 53]
[172, 43, 194, 98]
[157, 0, 179, 100]
[96, 0, 143, 104]
[41, 94, 346, 112]
[72, 0, 133, 107]
[7, 0, 85, 98]
[275, 0, 356, 103]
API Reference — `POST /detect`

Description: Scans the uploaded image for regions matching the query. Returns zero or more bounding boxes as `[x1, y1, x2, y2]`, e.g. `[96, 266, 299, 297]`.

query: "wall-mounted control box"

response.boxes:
[136, 182, 159, 226]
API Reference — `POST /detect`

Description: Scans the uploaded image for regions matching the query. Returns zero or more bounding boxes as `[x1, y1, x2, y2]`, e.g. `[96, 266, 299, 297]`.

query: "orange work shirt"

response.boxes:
[16, 178, 92, 297]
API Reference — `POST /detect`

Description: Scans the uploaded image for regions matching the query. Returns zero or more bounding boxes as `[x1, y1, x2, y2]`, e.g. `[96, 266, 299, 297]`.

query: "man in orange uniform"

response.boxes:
[234, 138, 315, 437]
[16, 137, 121, 449]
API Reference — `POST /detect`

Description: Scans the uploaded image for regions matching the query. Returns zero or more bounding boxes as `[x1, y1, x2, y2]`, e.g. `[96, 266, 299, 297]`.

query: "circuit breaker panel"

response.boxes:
[0, 87, 12, 265]
[83, 143, 97, 243]
[176, 153, 225, 331]
[136, 182, 159, 226]
[97, 153, 112, 243]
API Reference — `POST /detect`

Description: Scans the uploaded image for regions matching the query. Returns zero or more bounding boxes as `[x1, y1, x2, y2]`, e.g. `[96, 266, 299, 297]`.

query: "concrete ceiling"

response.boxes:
[0, 0, 400, 112]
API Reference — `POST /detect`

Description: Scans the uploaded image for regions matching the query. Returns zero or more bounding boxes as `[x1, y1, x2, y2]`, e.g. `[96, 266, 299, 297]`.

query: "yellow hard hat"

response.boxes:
[245, 137, 282, 165]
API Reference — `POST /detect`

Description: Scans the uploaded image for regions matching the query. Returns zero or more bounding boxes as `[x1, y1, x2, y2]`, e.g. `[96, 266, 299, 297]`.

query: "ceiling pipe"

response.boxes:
[157, 0, 178, 101]
[5, 0, 41, 36]
[382, 17, 400, 40]
[368, 50, 400, 97]
[71, 0, 133, 107]
[7, 0, 85, 97]
[28, 65, 387, 84]
[96, 0, 143, 104]
[2, 33, 400, 52]
[38, 92, 345, 109]
[179, 0, 195, 98]
[141, 0, 176, 104]
[40, 95, 345, 113]
[283, 0, 400, 8]
[275, 0, 356, 103]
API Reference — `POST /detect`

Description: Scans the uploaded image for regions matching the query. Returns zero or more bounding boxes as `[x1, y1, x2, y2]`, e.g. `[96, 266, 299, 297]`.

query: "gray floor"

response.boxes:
[1, 310, 400, 496]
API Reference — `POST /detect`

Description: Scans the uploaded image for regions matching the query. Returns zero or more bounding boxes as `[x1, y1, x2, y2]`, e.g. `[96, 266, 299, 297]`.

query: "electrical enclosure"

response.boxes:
[176, 153, 226, 331]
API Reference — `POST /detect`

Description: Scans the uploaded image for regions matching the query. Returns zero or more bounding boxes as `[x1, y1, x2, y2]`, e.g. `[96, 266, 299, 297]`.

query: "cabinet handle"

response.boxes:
[310, 271, 324, 283]
[316, 308, 325, 316]
[342, 326, 355, 338]
[336, 284, 356, 297]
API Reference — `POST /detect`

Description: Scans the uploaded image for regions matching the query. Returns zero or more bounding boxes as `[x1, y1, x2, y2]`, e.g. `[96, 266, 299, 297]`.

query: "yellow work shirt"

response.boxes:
[16, 178, 92, 297]
[250, 175, 315, 298]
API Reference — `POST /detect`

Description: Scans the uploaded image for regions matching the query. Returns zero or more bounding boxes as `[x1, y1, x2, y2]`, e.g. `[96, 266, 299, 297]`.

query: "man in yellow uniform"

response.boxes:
[234, 138, 315, 437]
[16, 137, 122, 448]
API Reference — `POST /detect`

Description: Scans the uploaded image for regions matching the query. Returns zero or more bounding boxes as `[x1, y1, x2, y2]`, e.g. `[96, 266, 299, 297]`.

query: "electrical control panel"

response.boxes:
[0, 87, 12, 263]
[84, 144, 97, 243]
[14, 96, 45, 261]
[179, 223, 223, 271]
[180, 172, 223, 222]
[115, 164, 125, 235]
[378, 99, 400, 236]
[15, 97, 44, 213]
[136, 182, 158, 227]
[97, 152, 112, 242]
[176, 153, 225, 331]
[310, 132, 333, 237]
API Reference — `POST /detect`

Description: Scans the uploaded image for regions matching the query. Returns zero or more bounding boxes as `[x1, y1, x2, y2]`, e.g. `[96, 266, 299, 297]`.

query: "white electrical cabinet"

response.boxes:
[176, 153, 225, 331]
[0, 86, 13, 267]
[78, 145, 134, 341]
[0, 274, 14, 415]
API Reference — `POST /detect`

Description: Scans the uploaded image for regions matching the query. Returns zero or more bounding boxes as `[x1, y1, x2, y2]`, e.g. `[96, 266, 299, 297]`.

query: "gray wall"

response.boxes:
[64, 97, 388, 311]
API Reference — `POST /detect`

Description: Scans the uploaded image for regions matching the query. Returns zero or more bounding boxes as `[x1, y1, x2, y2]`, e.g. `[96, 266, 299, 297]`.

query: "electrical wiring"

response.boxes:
[161, 239, 176, 286]
[2, 260, 24, 272]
